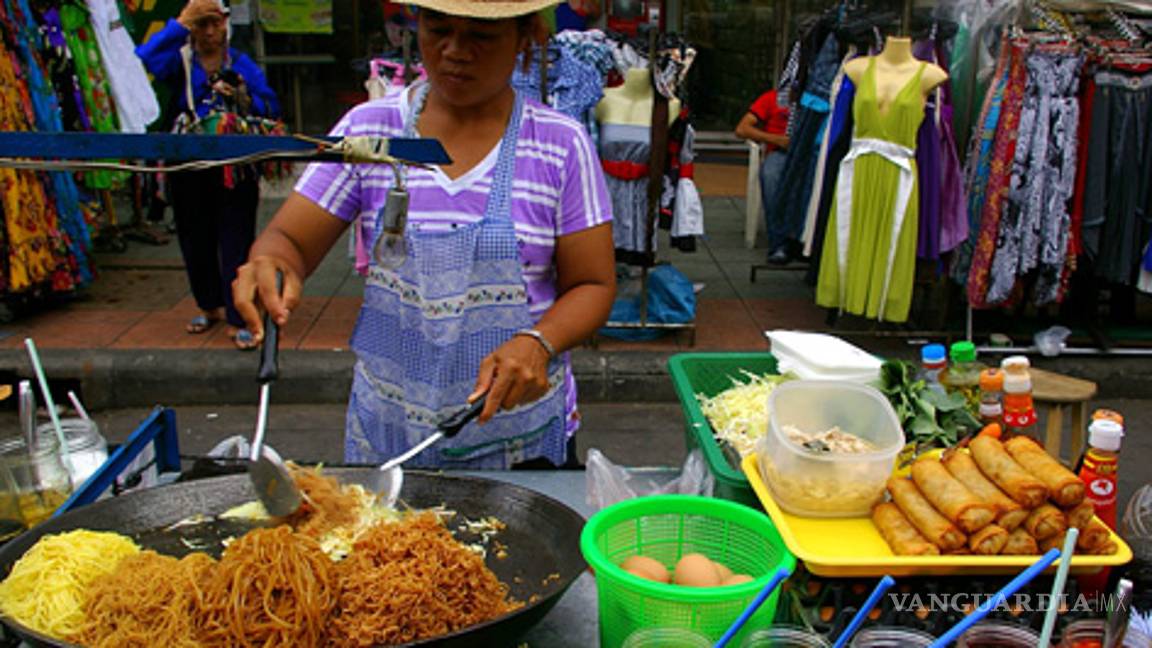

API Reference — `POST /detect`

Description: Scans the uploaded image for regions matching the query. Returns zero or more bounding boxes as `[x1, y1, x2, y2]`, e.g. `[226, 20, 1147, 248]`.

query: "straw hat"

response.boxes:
[404, 0, 560, 19]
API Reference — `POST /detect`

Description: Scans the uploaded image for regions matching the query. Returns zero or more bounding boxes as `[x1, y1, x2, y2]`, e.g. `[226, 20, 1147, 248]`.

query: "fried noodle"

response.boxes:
[331, 512, 521, 648]
[196, 525, 337, 647]
[73, 551, 216, 648]
[284, 464, 360, 538]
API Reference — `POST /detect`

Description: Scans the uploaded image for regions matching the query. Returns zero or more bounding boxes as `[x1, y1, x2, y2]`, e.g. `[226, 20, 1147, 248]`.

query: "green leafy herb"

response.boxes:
[880, 359, 981, 450]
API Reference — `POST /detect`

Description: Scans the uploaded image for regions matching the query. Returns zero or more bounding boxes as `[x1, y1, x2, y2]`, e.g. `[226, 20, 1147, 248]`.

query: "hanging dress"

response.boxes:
[816, 58, 928, 323]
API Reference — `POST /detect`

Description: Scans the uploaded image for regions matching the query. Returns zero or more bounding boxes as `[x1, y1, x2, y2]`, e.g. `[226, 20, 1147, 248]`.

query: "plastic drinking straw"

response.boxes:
[831, 575, 896, 648]
[714, 566, 794, 648]
[928, 548, 1061, 648]
[1038, 527, 1080, 647]
[67, 390, 91, 421]
[24, 338, 70, 462]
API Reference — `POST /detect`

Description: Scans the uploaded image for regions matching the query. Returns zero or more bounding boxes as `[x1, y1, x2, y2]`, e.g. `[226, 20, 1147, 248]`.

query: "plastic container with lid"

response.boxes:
[978, 368, 1005, 425]
[0, 435, 73, 527]
[954, 621, 1042, 647]
[944, 341, 985, 408]
[765, 331, 882, 384]
[37, 418, 108, 487]
[741, 626, 831, 647]
[919, 344, 948, 394]
[758, 380, 905, 518]
[848, 627, 936, 647]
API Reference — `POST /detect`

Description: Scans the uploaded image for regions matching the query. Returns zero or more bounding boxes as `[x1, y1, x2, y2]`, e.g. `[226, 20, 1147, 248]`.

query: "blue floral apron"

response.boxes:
[346, 84, 568, 469]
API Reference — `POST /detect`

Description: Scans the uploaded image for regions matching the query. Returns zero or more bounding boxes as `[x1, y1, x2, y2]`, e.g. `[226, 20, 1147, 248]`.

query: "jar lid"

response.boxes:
[950, 341, 977, 363]
[1091, 409, 1124, 426]
[921, 344, 946, 364]
[1000, 355, 1031, 372]
[979, 368, 1004, 390]
[1089, 419, 1124, 452]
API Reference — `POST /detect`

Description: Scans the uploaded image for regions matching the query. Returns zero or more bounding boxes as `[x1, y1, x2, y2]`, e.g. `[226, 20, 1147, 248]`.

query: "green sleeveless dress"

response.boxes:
[816, 58, 927, 323]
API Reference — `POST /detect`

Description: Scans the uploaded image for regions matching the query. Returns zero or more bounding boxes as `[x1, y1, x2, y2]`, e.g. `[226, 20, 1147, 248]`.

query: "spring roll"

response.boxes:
[887, 476, 967, 551]
[1064, 500, 1096, 530]
[1076, 518, 1111, 551]
[1088, 539, 1118, 555]
[1001, 528, 1040, 555]
[911, 458, 997, 533]
[1039, 531, 1068, 554]
[872, 503, 941, 556]
[943, 451, 1028, 531]
[968, 524, 1009, 555]
[970, 435, 1049, 508]
[1025, 504, 1068, 541]
[1004, 437, 1086, 507]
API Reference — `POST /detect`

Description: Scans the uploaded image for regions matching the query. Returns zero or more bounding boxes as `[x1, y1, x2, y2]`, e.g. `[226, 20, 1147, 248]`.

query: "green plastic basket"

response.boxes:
[580, 495, 796, 648]
[668, 353, 780, 508]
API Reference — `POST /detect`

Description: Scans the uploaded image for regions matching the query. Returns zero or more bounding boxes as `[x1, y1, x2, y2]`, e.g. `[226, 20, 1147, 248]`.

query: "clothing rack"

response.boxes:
[601, 29, 696, 344]
[960, 1, 1152, 354]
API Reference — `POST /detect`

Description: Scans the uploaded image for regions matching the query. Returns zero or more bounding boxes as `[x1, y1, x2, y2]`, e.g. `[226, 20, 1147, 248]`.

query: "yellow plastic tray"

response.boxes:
[742, 453, 1133, 577]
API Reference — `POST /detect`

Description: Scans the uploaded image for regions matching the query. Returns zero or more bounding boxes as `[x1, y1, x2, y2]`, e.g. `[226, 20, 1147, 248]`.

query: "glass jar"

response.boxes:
[742, 625, 832, 647]
[0, 464, 24, 542]
[1058, 619, 1104, 647]
[37, 418, 107, 486]
[955, 622, 1042, 647]
[849, 627, 936, 647]
[0, 435, 73, 526]
[621, 627, 713, 648]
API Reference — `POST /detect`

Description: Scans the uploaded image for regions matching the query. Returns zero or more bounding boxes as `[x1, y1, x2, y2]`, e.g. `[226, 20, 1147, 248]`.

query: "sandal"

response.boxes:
[232, 328, 258, 351]
[186, 314, 220, 335]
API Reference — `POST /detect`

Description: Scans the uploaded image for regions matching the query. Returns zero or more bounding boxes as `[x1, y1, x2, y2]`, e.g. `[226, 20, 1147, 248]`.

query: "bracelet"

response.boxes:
[514, 328, 556, 360]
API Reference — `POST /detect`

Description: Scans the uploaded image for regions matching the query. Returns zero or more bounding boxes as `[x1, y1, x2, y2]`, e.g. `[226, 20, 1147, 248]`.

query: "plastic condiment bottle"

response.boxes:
[1080, 419, 1124, 529]
[978, 369, 1004, 426]
[944, 341, 985, 410]
[999, 356, 1037, 438]
[919, 344, 947, 394]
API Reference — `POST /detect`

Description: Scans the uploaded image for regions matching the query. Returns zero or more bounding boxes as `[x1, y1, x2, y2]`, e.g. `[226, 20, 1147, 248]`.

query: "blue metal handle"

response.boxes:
[53, 406, 181, 515]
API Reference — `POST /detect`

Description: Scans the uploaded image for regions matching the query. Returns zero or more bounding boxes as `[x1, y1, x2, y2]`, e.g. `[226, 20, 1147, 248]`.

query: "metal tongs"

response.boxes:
[247, 272, 303, 517]
[372, 395, 486, 507]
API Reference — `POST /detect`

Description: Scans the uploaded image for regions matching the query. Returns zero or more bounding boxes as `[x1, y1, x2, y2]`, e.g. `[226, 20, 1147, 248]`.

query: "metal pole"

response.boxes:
[250, 0, 266, 71]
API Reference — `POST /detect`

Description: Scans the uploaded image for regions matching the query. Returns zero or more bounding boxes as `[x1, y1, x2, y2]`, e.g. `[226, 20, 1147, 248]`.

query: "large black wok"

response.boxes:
[0, 469, 588, 647]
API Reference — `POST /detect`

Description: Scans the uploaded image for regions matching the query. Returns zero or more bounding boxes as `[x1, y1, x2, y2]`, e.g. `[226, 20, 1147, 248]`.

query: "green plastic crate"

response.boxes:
[580, 494, 796, 648]
[668, 353, 779, 509]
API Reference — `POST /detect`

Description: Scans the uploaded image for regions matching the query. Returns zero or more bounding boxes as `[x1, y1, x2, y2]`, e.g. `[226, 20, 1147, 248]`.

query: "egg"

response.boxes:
[674, 553, 721, 587]
[722, 574, 754, 586]
[713, 561, 734, 581]
[620, 555, 670, 583]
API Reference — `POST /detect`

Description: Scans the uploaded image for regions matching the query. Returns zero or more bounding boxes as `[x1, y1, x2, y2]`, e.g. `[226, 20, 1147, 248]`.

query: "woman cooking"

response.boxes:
[233, 0, 616, 469]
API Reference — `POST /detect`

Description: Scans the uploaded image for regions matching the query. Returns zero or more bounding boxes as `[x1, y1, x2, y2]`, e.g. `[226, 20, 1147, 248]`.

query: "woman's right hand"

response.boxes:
[232, 255, 302, 344]
[178, 0, 224, 28]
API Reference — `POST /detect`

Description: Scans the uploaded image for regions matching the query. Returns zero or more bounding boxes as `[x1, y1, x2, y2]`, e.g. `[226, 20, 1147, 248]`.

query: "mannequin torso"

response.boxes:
[594, 67, 680, 127]
[844, 36, 947, 110]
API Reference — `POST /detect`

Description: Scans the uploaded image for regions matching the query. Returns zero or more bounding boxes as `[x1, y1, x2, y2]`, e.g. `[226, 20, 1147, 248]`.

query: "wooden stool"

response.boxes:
[1030, 367, 1098, 464]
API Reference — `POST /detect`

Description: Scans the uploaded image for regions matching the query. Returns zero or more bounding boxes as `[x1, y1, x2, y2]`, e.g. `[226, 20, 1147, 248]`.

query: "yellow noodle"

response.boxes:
[0, 530, 139, 639]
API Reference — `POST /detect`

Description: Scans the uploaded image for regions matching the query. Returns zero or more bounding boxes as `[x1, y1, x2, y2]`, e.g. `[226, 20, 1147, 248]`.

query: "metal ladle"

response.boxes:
[247, 273, 303, 517]
[372, 395, 486, 507]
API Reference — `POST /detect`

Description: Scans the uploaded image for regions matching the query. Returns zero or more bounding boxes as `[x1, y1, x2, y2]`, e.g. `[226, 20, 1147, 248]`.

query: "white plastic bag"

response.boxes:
[585, 448, 714, 512]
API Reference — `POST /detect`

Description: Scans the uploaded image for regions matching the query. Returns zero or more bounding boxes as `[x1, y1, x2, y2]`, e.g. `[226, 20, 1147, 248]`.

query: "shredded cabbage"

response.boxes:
[696, 371, 790, 458]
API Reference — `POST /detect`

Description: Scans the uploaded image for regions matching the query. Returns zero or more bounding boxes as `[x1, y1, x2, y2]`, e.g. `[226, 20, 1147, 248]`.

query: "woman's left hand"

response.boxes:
[470, 335, 552, 423]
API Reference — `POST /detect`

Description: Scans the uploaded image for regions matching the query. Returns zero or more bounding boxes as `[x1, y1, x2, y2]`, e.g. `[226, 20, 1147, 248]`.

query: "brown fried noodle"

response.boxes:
[74, 551, 215, 648]
[283, 464, 361, 538]
[196, 526, 337, 647]
[331, 512, 522, 648]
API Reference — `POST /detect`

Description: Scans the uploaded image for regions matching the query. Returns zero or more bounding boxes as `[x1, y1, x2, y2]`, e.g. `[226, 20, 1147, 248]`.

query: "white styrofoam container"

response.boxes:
[765, 330, 881, 384]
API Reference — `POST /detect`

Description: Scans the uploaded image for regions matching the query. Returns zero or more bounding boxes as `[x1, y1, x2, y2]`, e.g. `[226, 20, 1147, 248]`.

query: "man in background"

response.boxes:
[735, 88, 792, 264]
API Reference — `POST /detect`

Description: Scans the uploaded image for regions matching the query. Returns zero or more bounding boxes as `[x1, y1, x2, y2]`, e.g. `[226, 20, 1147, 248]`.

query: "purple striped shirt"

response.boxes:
[295, 87, 613, 319]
